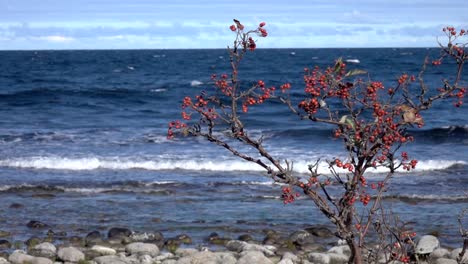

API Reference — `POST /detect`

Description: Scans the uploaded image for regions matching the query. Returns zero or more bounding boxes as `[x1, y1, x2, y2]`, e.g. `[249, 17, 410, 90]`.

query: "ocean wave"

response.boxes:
[410, 125, 468, 140]
[382, 194, 468, 203]
[0, 156, 464, 174]
[0, 183, 175, 195]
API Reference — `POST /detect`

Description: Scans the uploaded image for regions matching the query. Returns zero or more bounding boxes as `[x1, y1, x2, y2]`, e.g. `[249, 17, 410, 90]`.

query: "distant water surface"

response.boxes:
[0, 49, 466, 246]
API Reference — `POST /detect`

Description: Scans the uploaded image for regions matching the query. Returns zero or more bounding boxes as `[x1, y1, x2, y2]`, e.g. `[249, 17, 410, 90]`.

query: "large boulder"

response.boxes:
[125, 242, 159, 257]
[8, 250, 34, 264]
[288, 230, 314, 246]
[57, 246, 85, 262]
[416, 235, 440, 254]
[85, 230, 103, 246]
[108, 227, 132, 240]
[31, 242, 57, 258]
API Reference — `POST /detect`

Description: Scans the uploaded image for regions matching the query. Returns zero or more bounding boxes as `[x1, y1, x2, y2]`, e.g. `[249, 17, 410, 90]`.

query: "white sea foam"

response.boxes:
[0, 156, 464, 173]
[345, 59, 360, 64]
[190, 80, 203, 86]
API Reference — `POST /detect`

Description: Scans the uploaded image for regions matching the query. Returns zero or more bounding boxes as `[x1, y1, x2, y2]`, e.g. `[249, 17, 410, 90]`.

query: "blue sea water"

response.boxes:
[0, 48, 466, 246]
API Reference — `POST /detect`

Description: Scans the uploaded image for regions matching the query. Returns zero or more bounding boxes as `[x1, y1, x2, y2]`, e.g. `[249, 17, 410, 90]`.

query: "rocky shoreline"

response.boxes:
[0, 221, 466, 264]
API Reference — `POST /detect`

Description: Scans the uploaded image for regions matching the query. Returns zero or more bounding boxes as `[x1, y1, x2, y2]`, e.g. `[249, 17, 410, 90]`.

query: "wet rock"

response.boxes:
[0, 240, 11, 249]
[130, 231, 164, 244]
[85, 231, 103, 246]
[226, 240, 246, 252]
[125, 242, 159, 257]
[304, 226, 334, 238]
[238, 234, 254, 242]
[91, 245, 116, 256]
[107, 227, 132, 240]
[46, 229, 67, 238]
[9, 203, 24, 209]
[67, 236, 84, 247]
[288, 230, 314, 246]
[26, 220, 48, 229]
[31, 242, 56, 258]
[262, 230, 281, 245]
[205, 232, 230, 245]
[416, 235, 440, 254]
[0, 231, 10, 238]
[174, 234, 192, 244]
[57, 246, 85, 262]
[26, 237, 42, 248]
[237, 250, 273, 264]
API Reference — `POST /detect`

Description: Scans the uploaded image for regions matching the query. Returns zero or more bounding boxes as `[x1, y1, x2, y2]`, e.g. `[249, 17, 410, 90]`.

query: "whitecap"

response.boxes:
[190, 80, 203, 86]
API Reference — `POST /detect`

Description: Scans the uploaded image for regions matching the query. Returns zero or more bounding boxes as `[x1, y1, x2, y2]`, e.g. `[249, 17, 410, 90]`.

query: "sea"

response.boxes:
[0, 48, 466, 247]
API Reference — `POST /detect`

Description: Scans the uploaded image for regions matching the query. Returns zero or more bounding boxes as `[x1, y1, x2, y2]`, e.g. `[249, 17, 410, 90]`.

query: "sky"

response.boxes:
[0, 0, 467, 50]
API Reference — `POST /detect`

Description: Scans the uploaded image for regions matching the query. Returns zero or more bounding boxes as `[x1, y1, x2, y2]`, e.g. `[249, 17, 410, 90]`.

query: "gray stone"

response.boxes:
[138, 254, 153, 264]
[430, 248, 450, 259]
[94, 255, 128, 264]
[237, 251, 273, 264]
[282, 252, 299, 262]
[130, 232, 164, 243]
[214, 252, 237, 264]
[85, 231, 103, 246]
[57, 247, 85, 262]
[32, 242, 57, 258]
[177, 251, 231, 264]
[289, 230, 314, 245]
[328, 252, 348, 263]
[125, 242, 159, 257]
[174, 248, 198, 257]
[26, 220, 48, 229]
[108, 227, 132, 240]
[30, 257, 54, 264]
[277, 259, 294, 264]
[450, 248, 468, 262]
[242, 243, 276, 257]
[0, 257, 8, 264]
[434, 258, 457, 264]
[0, 240, 11, 249]
[155, 252, 174, 261]
[309, 253, 331, 264]
[304, 226, 334, 238]
[327, 245, 351, 257]
[416, 235, 440, 254]
[8, 250, 34, 264]
[162, 260, 177, 264]
[91, 245, 116, 256]
[225, 240, 245, 252]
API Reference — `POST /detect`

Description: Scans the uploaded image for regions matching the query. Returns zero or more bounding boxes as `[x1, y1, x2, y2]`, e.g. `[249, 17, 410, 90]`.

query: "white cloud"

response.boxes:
[34, 35, 75, 43]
